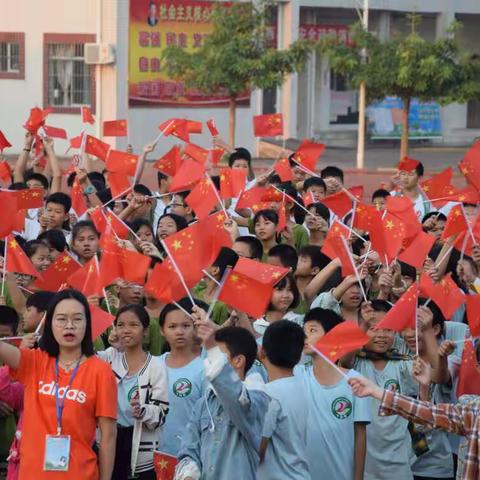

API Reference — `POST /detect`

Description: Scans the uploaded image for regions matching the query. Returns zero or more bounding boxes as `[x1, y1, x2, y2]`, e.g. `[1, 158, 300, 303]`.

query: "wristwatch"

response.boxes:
[83, 184, 95, 195]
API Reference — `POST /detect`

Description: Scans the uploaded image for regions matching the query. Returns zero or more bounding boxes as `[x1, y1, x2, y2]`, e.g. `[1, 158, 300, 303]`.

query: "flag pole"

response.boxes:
[1, 238, 7, 298]
[152, 120, 175, 149]
[173, 301, 194, 319]
[206, 173, 229, 219]
[415, 294, 419, 357]
[205, 267, 231, 322]
[101, 187, 133, 208]
[340, 236, 369, 304]
[460, 204, 477, 245]
[349, 200, 358, 239]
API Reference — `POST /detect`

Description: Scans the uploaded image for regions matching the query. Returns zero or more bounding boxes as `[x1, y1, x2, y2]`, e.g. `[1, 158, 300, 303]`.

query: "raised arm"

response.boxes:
[304, 258, 341, 302]
[43, 137, 62, 193]
[0, 340, 21, 370]
[14, 132, 34, 183]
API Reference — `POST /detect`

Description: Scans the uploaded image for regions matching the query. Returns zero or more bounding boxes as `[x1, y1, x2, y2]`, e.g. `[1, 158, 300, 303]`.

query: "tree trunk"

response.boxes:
[229, 97, 237, 147]
[400, 97, 411, 161]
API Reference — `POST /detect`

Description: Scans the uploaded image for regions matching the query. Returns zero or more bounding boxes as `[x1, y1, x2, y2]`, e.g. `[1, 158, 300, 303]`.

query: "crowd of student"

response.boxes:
[0, 126, 479, 480]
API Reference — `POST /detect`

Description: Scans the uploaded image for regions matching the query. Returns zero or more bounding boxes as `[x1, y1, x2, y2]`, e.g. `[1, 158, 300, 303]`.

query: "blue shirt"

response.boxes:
[118, 374, 139, 427]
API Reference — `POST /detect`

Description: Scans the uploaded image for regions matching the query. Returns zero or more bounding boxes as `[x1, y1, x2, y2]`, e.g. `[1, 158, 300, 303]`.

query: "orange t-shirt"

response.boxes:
[10, 349, 117, 480]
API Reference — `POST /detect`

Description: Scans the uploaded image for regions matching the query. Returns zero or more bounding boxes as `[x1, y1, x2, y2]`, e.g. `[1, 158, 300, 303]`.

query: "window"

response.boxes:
[43, 34, 95, 113]
[0, 32, 25, 79]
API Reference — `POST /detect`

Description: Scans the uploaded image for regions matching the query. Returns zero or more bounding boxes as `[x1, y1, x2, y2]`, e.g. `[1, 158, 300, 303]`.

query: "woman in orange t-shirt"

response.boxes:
[0, 289, 118, 480]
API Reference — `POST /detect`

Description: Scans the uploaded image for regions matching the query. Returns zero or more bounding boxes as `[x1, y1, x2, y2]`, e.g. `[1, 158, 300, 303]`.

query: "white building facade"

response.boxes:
[0, 0, 479, 155]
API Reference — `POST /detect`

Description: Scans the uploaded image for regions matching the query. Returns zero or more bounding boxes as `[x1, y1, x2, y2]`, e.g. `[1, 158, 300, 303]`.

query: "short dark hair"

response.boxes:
[46, 192, 71, 214]
[38, 229, 67, 253]
[212, 247, 239, 277]
[71, 220, 99, 242]
[263, 320, 305, 368]
[298, 245, 330, 270]
[268, 244, 298, 272]
[253, 209, 279, 226]
[422, 211, 447, 224]
[214, 326, 258, 373]
[24, 239, 48, 259]
[157, 213, 188, 233]
[320, 166, 344, 183]
[157, 171, 170, 185]
[0, 306, 19, 334]
[67, 171, 106, 189]
[372, 188, 390, 201]
[234, 236, 263, 261]
[370, 299, 392, 313]
[419, 297, 446, 328]
[130, 218, 154, 236]
[228, 148, 251, 168]
[304, 177, 326, 192]
[134, 184, 152, 197]
[159, 297, 209, 328]
[308, 202, 330, 223]
[38, 289, 94, 357]
[415, 162, 424, 177]
[26, 291, 55, 312]
[399, 261, 417, 281]
[270, 273, 300, 310]
[304, 307, 344, 333]
[115, 304, 150, 330]
[25, 172, 49, 190]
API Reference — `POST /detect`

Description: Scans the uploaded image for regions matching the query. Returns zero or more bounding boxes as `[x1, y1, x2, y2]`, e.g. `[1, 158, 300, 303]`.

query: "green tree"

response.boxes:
[319, 16, 480, 160]
[162, 1, 311, 145]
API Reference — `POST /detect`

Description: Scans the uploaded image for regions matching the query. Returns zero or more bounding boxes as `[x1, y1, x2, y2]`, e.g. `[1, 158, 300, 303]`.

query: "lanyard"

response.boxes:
[54, 358, 81, 435]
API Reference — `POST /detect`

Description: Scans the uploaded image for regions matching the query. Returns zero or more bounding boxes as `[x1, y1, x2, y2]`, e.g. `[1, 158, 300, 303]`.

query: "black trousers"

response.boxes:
[112, 425, 156, 480]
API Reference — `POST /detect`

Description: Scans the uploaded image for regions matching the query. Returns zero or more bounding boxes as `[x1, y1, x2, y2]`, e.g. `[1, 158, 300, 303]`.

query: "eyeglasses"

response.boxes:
[53, 317, 85, 328]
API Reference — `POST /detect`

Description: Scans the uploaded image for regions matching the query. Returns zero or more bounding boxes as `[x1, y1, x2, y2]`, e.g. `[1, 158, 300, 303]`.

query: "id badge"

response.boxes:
[44, 434, 71, 471]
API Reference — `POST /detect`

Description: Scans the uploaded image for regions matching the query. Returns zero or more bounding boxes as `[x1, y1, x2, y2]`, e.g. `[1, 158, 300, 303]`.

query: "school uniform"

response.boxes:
[175, 347, 270, 480]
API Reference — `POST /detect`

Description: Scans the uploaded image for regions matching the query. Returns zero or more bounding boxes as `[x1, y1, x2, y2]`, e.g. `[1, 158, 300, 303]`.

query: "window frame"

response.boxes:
[0, 32, 25, 80]
[43, 33, 96, 114]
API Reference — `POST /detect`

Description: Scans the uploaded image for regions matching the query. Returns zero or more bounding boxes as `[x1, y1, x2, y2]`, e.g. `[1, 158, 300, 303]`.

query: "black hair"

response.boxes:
[45, 192, 72, 214]
[24, 239, 49, 258]
[372, 188, 390, 201]
[298, 245, 330, 270]
[270, 273, 300, 310]
[268, 244, 298, 272]
[308, 202, 330, 223]
[67, 171, 106, 189]
[234, 236, 263, 261]
[130, 218, 154, 236]
[212, 247, 239, 277]
[25, 172, 49, 190]
[422, 211, 447, 223]
[253, 209, 279, 227]
[303, 307, 344, 333]
[8, 182, 28, 190]
[262, 320, 305, 368]
[267, 174, 282, 185]
[304, 177, 326, 192]
[115, 304, 150, 330]
[71, 220, 100, 242]
[370, 299, 392, 313]
[399, 261, 416, 281]
[157, 171, 170, 185]
[157, 213, 188, 234]
[214, 326, 258, 373]
[173, 191, 190, 201]
[210, 175, 220, 191]
[415, 162, 424, 177]
[134, 184, 152, 197]
[159, 297, 209, 328]
[228, 148, 251, 168]
[320, 166, 344, 183]
[38, 229, 67, 253]
[38, 289, 94, 357]
[0, 306, 19, 334]
[26, 291, 56, 312]
[419, 297, 446, 331]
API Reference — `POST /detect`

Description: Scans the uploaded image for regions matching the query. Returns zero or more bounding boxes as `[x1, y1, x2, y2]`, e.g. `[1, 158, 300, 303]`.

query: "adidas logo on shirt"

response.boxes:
[38, 381, 87, 404]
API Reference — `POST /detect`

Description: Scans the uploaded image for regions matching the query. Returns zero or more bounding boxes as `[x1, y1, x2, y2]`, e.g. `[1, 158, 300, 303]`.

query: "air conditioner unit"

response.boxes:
[84, 43, 115, 65]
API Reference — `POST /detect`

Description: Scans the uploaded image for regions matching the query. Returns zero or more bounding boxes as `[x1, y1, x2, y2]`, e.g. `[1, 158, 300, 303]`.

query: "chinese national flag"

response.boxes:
[33, 252, 81, 291]
[293, 140, 325, 172]
[69, 134, 83, 150]
[458, 141, 480, 191]
[375, 283, 419, 332]
[153, 451, 178, 480]
[465, 294, 480, 338]
[85, 135, 110, 161]
[441, 204, 468, 241]
[303, 191, 316, 207]
[90, 304, 115, 340]
[234, 257, 289, 286]
[206, 119, 219, 137]
[421, 167, 457, 208]
[314, 321, 369, 362]
[398, 156, 420, 172]
[209, 148, 224, 166]
[219, 270, 273, 318]
[202, 212, 233, 264]
[154, 146, 181, 177]
[89, 208, 129, 239]
[13, 188, 44, 209]
[322, 235, 355, 277]
[0, 193, 20, 237]
[184, 143, 209, 165]
[106, 150, 138, 176]
[170, 159, 205, 192]
[276, 202, 287, 233]
[349, 186, 364, 201]
[220, 168, 247, 199]
[273, 158, 293, 182]
[385, 196, 422, 240]
[456, 339, 480, 397]
[235, 186, 267, 210]
[186, 120, 202, 134]
[0, 161, 11, 182]
[185, 177, 219, 220]
[398, 231, 436, 270]
[103, 119, 128, 137]
[419, 273, 465, 320]
[24, 107, 47, 133]
[159, 119, 190, 143]
[0, 131, 12, 152]
[67, 257, 102, 297]
[353, 203, 387, 259]
[253, 113, 283, 137]
[321, 191, 353, 218]
[261, 187, 284, 203]
[321, 220, 350, 259]
[71, 181, 88, 217]
[382, 212, 407, 262]
[144, 260, 186, 303]
[5, 236, 39, 277]
[81, 106, 95, 124]
[445, 185, 480, 205]
[108, 172, 131, 198]
[43, 125, 67, 139]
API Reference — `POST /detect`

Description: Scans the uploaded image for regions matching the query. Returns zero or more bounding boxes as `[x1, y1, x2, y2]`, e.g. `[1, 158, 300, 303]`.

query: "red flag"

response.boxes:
[321, 191, 353, 218]
[314, 321, 369, 362]
[108, 172, 131, 198]
[186, 120, 202, 134]
[458, 141, 480, 191]
[144, 260, 186, 303]
[445, 185, 480, 205]
[67, 257, 102, 296]
[69, 134, 82, 150]
[209, 148, 224, 166]
[33, 252, 81, 291]
[89, 208, 129, 239]
[202, 212, 233, 265]
[385, 196, 422, 240]
[441, 205, 468, 241]
[349, 186, 364, 201]
[159, 119, 190, 143]
[273, 158, 293, 182]
[303, 191, 316, 207]
[293, 140, 325, 172]
[5, 236, 39, 277]
[43, 125, 67, 139]
[322, 235, 355, 277]
[103, 119, 128, 137]
[154, 146, 181, 177]
[235, 186, 268, 211]
[234, 257, 289, 285]
[456, 339, 480, 397]
[353, 203, 388, 260]
[382, 212, 407, 262]
[220, 168, 247, 199]
[24, 107, 47, 133]
[85, 135, 110, 161]
[465, 295, 480, 338]
[106, 150, 138, 176]
[90, 304, 115, 340]
[398, 231, 436, 270]
[276, 201, 287, 233]
[0, 131, 12, 152]
[398, 156, 420, 172]
[0, 193, 20, 237]
[184, 143, 209, 165]
[185, 177, 219, 220]
[375, 283, 419, 332]
[170, 159, 205, 192]
[13, 188, 44, 209]
[0, 161, 11, 182]
[421, 167, 456, 208]
[206, 119, 219, 137]
[321, 220, 351, 259]
[71, 181, 88, 217]
[253, 113, 283, 137]
[81, 106, 95, 124]
[153, 451, 178, 480]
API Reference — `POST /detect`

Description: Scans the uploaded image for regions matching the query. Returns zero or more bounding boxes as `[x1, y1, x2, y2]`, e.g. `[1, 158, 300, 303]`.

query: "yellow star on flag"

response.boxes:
[172, 240, 182, 251]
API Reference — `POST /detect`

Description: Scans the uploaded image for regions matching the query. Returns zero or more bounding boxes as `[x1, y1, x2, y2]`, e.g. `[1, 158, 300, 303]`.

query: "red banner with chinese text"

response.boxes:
[129, 0, 250, 107]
